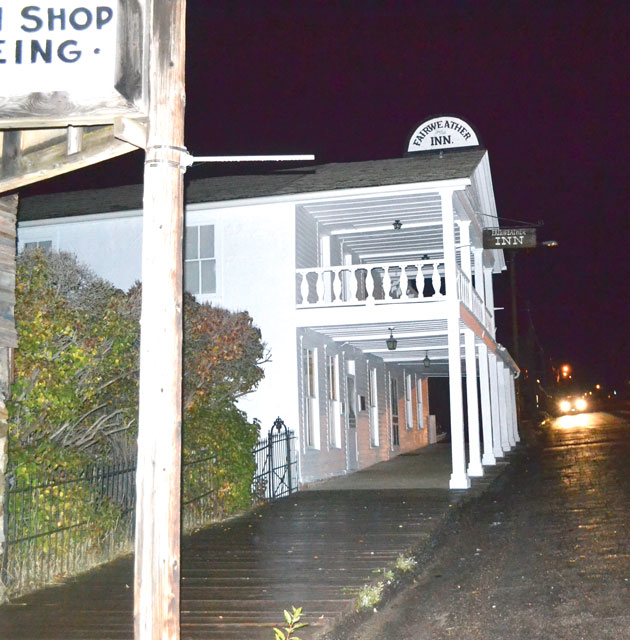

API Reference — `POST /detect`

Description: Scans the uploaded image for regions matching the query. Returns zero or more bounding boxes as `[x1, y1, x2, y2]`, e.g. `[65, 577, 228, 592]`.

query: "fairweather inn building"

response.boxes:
[18, 116, 519, 490]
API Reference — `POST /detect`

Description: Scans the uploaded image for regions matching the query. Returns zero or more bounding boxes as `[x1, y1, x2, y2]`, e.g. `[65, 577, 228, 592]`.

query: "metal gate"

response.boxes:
[252, 418, 297, 500]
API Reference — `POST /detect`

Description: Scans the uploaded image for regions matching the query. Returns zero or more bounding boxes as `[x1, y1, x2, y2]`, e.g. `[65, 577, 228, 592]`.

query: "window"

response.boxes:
[304, 348, 319, 449]
[390, 376, 400, 447]
[184, 225, 216, 295]
[23, 240, 52, 252]
[369, 367, 379, 447]
[417, 379, 425, 429]
[327, 354, 342, 448]
[405, 373, 413, 430]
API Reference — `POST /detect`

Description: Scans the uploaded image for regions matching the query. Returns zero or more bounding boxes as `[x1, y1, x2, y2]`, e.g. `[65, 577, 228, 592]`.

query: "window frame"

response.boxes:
[184, 224, 217, 296]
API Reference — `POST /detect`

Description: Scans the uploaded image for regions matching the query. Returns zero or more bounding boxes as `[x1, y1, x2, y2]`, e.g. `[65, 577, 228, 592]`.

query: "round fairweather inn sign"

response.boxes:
[407, 116, 480, 153]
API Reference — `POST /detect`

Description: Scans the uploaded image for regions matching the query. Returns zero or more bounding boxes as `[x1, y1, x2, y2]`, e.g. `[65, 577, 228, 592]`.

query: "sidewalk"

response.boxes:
[0, 442, 514, 640]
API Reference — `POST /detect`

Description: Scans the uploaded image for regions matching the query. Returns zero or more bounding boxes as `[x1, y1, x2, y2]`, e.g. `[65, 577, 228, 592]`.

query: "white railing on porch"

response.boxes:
[295, 260, 494, 331]
[456, 268, 494, 330]
[296, 260, 446, 307]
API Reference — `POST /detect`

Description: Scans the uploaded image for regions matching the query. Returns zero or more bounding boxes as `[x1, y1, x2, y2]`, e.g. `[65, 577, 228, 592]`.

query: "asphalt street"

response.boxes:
[334, 410, 630, 640]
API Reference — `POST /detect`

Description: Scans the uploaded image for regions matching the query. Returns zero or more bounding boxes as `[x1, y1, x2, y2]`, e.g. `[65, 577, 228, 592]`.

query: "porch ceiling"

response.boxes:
[307, 319, 475, 377]
[301, 192, 461, 264]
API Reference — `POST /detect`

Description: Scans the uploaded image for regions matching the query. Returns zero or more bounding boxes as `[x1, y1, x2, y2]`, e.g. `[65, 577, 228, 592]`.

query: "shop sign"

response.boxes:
[0, 2, 118, 96]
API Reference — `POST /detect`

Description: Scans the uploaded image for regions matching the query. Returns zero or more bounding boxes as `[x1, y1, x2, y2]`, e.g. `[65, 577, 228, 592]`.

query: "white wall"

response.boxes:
[19, 212, 143, 291]
[187, 202, 299, 432]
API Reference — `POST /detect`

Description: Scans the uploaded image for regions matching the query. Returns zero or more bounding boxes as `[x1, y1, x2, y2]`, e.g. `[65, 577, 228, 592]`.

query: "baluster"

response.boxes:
[315, 271, 325, 304]
[332, 269, 342, 303]
[322, 269, 332, 303]
[347, 267, 358, 302]
[412, 263, 421, 298]
[432, 262, 442, 298]
[419, 262, 428, 299]
[299, 271, 309, 305]
[366, 268, 375, 303]
[383, 266, 392, 300]
[400, 264, 409, 300]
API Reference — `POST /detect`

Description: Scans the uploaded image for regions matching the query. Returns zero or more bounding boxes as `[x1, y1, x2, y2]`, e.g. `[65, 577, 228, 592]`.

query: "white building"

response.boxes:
[18, 118, 519, 489]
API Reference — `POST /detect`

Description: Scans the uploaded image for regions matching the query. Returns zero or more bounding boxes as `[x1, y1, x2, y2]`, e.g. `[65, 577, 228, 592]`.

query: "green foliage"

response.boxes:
[273, 606, 308, 640]
[356, 582, 384, 611]
[9, 250, 266, 519]
[10, 249, 139, 462]
[183, 405, 260, 515]
[395, 553, 417, 573]
[182, 293, 267, 413]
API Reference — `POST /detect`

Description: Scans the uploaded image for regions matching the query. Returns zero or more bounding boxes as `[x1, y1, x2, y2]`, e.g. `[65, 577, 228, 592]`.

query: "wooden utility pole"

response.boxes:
[134, 1, 186, 639]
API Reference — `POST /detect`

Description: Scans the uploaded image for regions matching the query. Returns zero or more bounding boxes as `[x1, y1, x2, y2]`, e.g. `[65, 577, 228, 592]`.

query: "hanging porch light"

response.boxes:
[386, 328, 398, 350]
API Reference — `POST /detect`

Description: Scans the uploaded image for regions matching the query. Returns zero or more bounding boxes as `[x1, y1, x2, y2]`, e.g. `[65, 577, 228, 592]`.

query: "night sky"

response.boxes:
[22, 1, 630, 390]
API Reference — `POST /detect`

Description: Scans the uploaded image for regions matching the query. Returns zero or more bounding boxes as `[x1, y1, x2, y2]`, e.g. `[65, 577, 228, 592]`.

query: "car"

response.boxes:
[557, 395, 588, 414]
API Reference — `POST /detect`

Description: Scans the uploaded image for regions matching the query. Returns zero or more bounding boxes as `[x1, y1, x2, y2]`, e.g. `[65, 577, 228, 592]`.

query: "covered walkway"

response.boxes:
[0, 442, 514, 639]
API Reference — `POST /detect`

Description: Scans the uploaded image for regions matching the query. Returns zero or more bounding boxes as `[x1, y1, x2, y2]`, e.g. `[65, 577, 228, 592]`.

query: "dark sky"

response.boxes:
[22, 1, 630, 389]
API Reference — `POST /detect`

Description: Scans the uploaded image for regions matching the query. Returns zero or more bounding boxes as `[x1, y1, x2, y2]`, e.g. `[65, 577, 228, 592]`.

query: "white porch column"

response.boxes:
[473, 248, 485, 301]
[497, 360, 514, 450]
[477, 342, 496, 466]
[508, 371, 520, 443]
[504, 367, 516, 446]
[488, 351, 505, 458]
[320, 234, 332, 302]
[483, 267, 496, 337]
[458, 221, 473, 276]
[442, 190, 470, 490]
[464, 328, 483, 476]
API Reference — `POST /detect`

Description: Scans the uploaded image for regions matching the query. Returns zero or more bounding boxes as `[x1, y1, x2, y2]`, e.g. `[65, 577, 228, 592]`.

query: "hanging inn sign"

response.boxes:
[483, 227, 537, 249]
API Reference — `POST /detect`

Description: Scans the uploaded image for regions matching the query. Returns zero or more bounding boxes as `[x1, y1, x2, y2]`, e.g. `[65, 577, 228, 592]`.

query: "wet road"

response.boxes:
[335, 411, 630, 640]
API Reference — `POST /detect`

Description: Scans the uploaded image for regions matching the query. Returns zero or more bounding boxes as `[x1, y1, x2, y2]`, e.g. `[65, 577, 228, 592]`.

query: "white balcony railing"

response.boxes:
[456, 268, 494, 330]
[296, 260, 445, 307]
[296, 260, 494, 331]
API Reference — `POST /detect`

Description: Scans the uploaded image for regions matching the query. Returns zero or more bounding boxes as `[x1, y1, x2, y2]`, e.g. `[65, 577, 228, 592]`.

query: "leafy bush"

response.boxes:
[9, 250, 265, 516]
[10, 250, 139, 462]
[184, 405, 259, 514]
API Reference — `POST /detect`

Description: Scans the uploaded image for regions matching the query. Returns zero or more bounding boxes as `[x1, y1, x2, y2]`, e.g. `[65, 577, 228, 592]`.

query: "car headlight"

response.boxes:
[559, 400, 571, 412]
[575, 398, 587, 412]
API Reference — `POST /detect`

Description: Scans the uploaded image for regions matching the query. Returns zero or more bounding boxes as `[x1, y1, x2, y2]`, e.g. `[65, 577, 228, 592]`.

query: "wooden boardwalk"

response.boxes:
[0, 444, 510, 639]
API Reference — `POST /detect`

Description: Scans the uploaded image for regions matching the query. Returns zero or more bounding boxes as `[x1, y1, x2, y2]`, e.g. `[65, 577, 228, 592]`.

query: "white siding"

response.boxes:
[19, 212, 143, 292]
[295, 208, 318, 268]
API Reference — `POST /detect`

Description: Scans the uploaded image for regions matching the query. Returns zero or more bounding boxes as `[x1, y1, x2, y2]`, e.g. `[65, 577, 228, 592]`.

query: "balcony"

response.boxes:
[296, 260, 493, 331]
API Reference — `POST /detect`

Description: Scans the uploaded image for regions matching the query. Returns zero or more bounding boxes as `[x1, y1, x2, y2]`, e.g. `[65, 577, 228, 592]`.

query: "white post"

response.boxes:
[442, 191, 470, 489]
[473, 248, 485, 301]
[508, 370, 520, 443]
[497, 361, 514, 450]
[320, 234, 332, 303]
[483, 267, 496, 336]
[488, 351, 504, 458]
[458, 221, 472, 277]
[477, 342, 496, 466]
[464, 329, 483, 476]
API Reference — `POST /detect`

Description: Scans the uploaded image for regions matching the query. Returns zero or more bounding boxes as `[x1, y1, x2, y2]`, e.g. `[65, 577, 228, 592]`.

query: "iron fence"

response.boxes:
[2, 419, 297, 599]
[181, 450, 218, 532]
[2, 461, 136, 599]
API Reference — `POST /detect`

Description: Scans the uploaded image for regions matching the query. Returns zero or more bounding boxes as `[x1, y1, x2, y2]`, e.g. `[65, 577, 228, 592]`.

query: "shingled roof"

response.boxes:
[19, 149, 486, 222]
